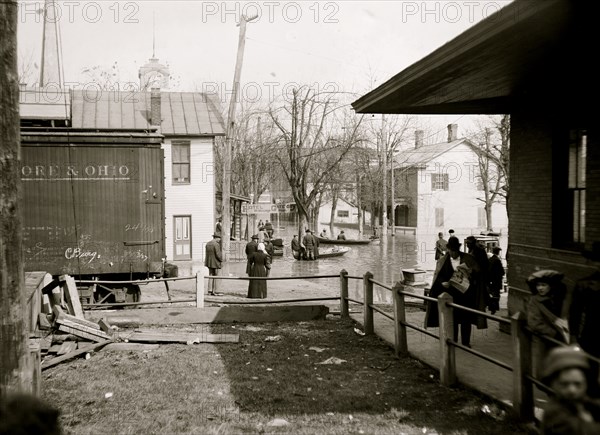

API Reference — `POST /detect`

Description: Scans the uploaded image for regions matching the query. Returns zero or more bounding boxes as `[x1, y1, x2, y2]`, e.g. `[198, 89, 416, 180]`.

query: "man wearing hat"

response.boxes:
[425, 236, 486, 348]
[540, 346, 600, 433]
[302, 229, 316, 260]
[245, 234, 259, 275]
[204, 233, 222, 296]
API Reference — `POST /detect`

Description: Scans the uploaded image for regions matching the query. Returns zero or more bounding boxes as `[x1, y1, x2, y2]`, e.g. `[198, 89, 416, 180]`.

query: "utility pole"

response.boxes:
[390, 144, 395, 236]
[222, 14, 257, 260]
[381, 114, 388, 236]
[1, 0, 28, 399]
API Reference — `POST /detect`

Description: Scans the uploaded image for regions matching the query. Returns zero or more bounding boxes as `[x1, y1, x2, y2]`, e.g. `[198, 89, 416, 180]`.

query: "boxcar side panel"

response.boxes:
[21, 144, 165, 276]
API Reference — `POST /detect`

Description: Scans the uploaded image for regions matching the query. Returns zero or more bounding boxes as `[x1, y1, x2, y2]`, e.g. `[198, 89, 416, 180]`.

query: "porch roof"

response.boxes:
[352, 0, 574, 115]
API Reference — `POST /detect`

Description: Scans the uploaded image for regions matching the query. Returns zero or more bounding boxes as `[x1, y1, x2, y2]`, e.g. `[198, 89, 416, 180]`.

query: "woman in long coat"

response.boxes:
[248, 243, 271, 299]
[424, 237, 487, 347]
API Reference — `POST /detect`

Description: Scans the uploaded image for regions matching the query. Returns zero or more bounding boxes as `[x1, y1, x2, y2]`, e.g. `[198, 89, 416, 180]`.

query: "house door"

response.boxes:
[396, 205, 409, 226]
[174, 216, 192, 260]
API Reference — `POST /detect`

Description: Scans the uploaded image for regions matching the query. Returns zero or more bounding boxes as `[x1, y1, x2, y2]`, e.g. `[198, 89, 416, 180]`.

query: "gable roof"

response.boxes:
[70, 90, 225, 136]
[393, 138, 471, 168]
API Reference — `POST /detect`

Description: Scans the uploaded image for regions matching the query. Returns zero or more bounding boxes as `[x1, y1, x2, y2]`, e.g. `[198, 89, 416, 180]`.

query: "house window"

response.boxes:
[172, 141, 190, 184]
[477, 207, 486, 228]
[569, 129, 587, 244]
[431, 173, 449, 191]
[554, 128, 587, 249]
[435, 208, 444, 227]
[337, 210, 349, 218]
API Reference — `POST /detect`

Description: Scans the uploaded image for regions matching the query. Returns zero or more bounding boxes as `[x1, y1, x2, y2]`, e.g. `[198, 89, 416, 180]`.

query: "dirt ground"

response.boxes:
[42, 317, 534, 435]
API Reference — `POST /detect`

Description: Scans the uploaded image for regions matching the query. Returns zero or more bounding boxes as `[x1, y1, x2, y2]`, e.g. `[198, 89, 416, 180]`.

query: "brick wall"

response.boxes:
[507, 112, 599, 314]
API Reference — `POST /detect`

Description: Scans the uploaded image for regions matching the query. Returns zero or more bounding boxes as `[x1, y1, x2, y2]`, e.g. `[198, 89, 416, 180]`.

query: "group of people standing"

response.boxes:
[429, 231, 506, 347]
[425, 235, 495, 347]
[290, 229, 325, 260]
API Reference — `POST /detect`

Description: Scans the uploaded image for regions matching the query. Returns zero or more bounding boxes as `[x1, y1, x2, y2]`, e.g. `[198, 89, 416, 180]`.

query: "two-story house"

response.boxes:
[392, 124, 508, 235]
[70, 89, 225, 262]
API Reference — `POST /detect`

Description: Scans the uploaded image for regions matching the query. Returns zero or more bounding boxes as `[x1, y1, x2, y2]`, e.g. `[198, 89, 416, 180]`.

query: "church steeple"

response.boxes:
[40, 0, 63, 87]
[138, 12, 170, 90]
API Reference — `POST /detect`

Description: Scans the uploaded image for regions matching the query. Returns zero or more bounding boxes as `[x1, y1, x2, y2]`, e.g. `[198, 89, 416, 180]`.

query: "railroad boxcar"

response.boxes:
[20, 129, 166, 303]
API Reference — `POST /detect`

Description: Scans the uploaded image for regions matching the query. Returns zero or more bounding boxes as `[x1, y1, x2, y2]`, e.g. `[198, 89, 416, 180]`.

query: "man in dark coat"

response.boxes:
[425, 236, 486, 347]
[466, 236, 491, 315]
[435, 232, 447, 260]
[302, 229, 316, 260]
[245, 234, 259, 275]
[488, 246, 505, 314]
[204, 234, 222, 296]
[337, 231, 346, 241]
[264, 220, 274, 238]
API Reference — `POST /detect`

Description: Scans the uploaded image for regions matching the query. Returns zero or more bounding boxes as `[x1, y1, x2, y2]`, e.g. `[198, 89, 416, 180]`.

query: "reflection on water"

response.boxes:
[218, 224, 508, 305]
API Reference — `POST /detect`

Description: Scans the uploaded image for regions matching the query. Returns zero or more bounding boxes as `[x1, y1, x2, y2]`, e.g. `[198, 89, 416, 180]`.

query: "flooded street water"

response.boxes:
[172, 224, 508, 305]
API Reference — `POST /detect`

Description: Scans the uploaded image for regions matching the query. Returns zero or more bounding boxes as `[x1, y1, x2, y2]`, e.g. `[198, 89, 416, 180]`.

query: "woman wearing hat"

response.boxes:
[248, 243, 271, 299]
[526, 270, 569, 376]
[425, 236, 486, 348]
[540, 346, 600, 434]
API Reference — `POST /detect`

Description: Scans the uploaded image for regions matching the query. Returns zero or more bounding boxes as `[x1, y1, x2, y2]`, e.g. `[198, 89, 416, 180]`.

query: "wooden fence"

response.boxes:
[74, 267, 600, 422]
[341, 271, 600, 422]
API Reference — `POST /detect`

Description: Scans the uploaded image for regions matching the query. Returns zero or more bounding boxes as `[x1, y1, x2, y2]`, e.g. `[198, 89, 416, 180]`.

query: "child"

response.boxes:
[541, 346, 600, 434]
[527, 270, 570, 376]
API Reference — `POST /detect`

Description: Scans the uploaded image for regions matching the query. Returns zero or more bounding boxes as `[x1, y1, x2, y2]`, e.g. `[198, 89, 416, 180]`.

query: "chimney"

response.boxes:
[150, 88, 161, 126]
[415, 130, 424, 148]
[447, 124, 458, 142]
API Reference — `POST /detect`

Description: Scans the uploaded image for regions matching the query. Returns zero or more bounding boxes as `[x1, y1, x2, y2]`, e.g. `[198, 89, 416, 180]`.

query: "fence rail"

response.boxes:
[72, 265, 593, 423]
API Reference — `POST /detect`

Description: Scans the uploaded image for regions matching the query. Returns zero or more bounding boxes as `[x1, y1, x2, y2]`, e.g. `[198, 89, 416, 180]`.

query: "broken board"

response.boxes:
[121, 331, 239, 344]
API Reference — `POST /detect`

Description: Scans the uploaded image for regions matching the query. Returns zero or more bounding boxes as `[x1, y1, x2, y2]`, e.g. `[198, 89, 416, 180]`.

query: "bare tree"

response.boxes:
[468, 115, 510, 230]
[18, 49, 38, 86]
[269, 86, 364, 237]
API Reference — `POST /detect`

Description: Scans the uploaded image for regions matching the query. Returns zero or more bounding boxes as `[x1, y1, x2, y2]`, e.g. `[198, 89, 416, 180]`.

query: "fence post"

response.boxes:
[438, 292, 456, 386]
[511, 312, 534, 421]
[393, 281, 408, 357]
[363, 271, 374, 335]
[340, 269, 349, 318]
[196, 270, 205, 308]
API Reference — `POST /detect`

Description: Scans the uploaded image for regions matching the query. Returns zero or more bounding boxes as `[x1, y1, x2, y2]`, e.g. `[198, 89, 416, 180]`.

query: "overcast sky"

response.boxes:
[18, 0, 513, 140]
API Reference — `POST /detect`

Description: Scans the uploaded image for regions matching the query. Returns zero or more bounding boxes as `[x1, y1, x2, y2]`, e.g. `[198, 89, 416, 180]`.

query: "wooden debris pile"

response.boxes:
[38, 274, 239, 370]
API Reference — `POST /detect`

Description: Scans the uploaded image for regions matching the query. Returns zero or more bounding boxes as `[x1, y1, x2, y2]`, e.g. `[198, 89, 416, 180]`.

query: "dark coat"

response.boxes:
[569, 271, 600, 357]
[541, 397, 600, 435]
[248, 251, 271, 299]
[303, 233, 315, 248]
[264, 240, 274, 257]
[528, 295, 567, 341]
[245, 240, 258, 275]
[435, 238, 447, 260]
[337, 234, 346, 240]
[204, 239, 222, 269]
[291, 237, 300, 251]
[425, 252, 487, 329]
[489, 254, 505, 291]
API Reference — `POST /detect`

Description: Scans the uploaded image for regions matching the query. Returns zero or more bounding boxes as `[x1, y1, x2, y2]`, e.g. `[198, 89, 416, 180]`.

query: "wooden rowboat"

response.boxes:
[293, 247, 350, 260]
[316, 237, 371, 246]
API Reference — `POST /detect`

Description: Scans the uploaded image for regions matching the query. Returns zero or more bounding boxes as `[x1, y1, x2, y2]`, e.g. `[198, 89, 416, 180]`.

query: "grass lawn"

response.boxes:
[42, 317, 535, 434]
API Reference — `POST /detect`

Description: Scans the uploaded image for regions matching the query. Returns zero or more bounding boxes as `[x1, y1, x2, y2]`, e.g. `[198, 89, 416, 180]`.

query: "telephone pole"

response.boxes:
[222, 14, 257, 260]
[1, 0, 28, 399]
[381, 114, 388, 236]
